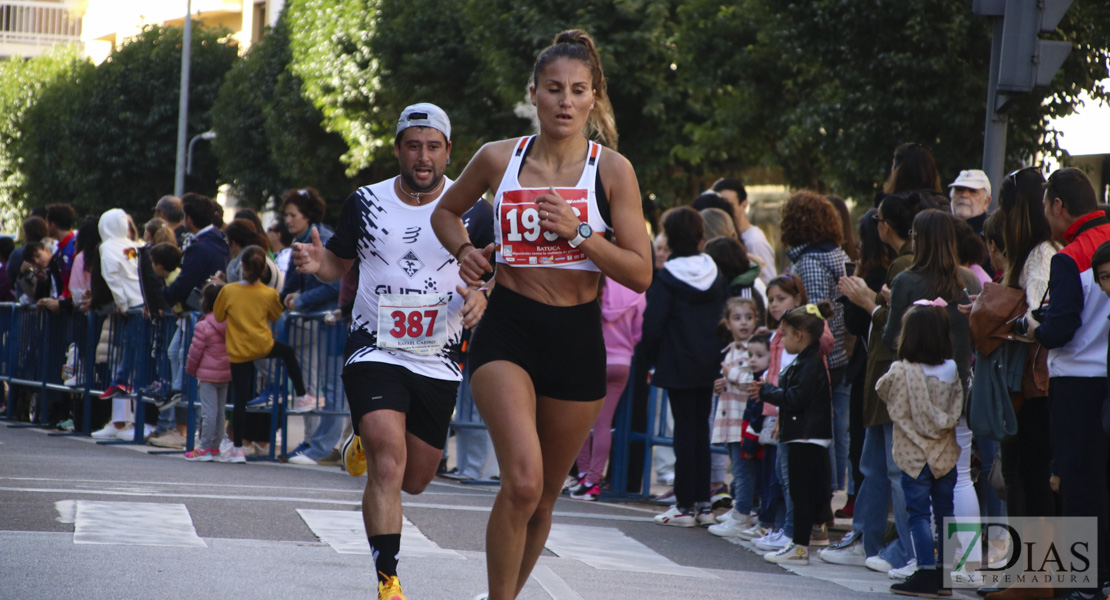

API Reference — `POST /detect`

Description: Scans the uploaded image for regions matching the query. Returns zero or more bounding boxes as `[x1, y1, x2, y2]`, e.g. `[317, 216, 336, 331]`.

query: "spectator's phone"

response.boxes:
[844, 262, 856, 277]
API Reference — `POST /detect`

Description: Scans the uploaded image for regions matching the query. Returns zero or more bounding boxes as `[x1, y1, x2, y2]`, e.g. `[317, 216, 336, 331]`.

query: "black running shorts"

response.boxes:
[467, 285, 606, 402]
[343, 361, 459, 450]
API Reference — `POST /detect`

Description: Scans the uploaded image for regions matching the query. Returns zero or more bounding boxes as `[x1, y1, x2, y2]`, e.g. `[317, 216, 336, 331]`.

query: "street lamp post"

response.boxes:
[187, 131, 217, 176]
[173, 0, 192, 197]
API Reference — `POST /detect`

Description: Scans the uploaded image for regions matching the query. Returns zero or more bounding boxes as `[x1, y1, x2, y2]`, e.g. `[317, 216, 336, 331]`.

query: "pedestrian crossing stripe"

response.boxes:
[546, 524, 714, 579]
[296, 508, 463, 559]
[57, 501, 712, 581]
[72, 500, 206, 548]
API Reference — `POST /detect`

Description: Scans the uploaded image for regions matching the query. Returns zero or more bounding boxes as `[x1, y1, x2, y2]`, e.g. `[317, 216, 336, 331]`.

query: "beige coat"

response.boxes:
[876, 360, 964, 479]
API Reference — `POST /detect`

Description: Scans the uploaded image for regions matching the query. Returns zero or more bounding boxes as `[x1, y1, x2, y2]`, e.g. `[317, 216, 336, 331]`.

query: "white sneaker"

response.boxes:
[219, 438, 233, 455]
[889, 558, 917, 580]
[115, 423, 153, 441]
[755, 529, 789, 551]
[764, 541, 809, 565]
[287, 453, 317, 465]
[737, 523, 768, 541]
[653, 505, 696, 527]
[865, 555, 894, 573]
[695, 509, 716, 526]
[218, 445, 247, 464]
[818, 535, 867, 566]
[708, 517, 756, 538]
[288, 394, 319, 414]
[715, 509, 751, 525]
[91, 423, 122, 439]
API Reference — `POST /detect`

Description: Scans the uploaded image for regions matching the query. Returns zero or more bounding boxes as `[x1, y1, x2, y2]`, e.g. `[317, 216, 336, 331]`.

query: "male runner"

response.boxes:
[292, 103, 491, 600]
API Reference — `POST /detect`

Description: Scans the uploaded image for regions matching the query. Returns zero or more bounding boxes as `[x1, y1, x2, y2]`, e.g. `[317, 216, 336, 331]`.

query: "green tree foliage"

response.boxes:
[0, 44, 86, 232]
[15, 25, 237, 217]
[284, 0, 1108, 208]
[210, 18, 350, 210]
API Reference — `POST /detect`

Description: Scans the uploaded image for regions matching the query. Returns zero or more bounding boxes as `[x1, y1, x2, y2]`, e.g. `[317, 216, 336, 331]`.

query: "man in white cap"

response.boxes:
[292, 103, 491, 600]
[948, 169, 993, 233]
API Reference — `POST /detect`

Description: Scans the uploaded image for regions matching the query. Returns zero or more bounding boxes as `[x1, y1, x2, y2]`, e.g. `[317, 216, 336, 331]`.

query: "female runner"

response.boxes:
[431, 29, 652, 600]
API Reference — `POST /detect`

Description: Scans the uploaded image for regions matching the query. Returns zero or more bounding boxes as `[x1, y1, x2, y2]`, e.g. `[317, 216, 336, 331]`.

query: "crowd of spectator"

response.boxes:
[3, 144, 1108, 599]
[1, 190, 348, 467]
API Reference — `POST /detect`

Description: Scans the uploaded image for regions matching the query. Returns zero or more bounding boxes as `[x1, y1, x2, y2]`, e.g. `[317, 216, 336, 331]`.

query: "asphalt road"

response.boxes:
[0, 424, 974, 600]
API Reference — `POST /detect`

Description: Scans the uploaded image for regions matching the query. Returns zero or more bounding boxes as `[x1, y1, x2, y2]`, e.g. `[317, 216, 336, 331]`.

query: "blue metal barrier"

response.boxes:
[1, 302, 699, 492]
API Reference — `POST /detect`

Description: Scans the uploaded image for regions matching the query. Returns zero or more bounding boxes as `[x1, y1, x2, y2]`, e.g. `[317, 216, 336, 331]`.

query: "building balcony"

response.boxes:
[0, 0, 82, 57]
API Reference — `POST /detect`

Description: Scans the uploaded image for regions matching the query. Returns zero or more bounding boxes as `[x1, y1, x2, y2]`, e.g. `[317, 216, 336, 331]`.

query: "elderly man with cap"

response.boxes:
[291, 103, 490, 600]
[949, 169, 993, 234]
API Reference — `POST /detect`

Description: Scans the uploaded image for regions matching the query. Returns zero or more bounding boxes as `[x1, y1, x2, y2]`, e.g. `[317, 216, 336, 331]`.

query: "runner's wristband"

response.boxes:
[455, 242, 474, 261]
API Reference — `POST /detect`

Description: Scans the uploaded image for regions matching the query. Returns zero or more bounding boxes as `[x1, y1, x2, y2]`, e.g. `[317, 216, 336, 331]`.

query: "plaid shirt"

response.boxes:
[786, 243, 848, 370]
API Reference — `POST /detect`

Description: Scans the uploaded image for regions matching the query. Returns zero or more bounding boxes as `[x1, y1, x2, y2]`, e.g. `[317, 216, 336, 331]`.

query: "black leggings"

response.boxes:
[787, 442, 831, 546]
[230, 341, 306, 447]
[669, 387, 712, 509]
[1000, 397, 1056, 517]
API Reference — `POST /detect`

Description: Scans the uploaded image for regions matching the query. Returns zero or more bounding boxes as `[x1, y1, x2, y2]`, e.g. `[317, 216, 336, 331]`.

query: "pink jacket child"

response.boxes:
[185, 313, 232, 383]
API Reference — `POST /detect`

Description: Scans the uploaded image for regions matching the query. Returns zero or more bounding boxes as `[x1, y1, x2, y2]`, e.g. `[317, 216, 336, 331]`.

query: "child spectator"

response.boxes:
[707, 298, 762, 536]
[569, 276, 645, 501]
[184, 284, 232, 461]
[642, 207, 729, 527]
[16, 241, 52, 302]
[95, 209, 149, 438]
[877, 303, 963, 596]
[752, 301, 835, 565]
[215, 245, 317, 464]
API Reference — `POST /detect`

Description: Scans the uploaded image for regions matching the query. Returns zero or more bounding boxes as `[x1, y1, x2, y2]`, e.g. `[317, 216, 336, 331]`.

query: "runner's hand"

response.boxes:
[458, 243, 494, 288]
[457, 285, 487, 329]
[536, 186, 580, 240]
[293, 226, 324, 274]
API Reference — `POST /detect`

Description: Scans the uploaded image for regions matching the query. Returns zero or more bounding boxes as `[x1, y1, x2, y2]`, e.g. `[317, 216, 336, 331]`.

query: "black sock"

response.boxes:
[368, 533, 401, 584]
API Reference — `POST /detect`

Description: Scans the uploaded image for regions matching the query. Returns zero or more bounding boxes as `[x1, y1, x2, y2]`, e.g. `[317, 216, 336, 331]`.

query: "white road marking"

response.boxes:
[297, 508, 462, 559]
[55, 500, 75, 524]
[531, 564, 585, 600]
[73, 500, 206, 548]
[2, 486, 651, 522]
[727, 537, 893, 594]
[545, 524, 714, 579]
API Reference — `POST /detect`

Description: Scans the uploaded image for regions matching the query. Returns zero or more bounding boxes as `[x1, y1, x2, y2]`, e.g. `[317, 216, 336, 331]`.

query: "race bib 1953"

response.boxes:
[499, 188, 590, 266]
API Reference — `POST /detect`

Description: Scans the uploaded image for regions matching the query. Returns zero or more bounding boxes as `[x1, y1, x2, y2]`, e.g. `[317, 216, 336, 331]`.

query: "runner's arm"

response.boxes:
[566, 152, 652, 293]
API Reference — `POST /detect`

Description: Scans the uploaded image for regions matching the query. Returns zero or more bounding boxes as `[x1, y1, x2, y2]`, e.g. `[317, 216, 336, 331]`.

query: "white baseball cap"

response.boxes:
[948, 169, 991, 196]
[396, 103, 451, 142]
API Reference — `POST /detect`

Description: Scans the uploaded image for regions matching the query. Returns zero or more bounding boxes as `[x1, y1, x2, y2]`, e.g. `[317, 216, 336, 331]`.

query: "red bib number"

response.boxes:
[376, 293, 449, 356]
[499, 188, 590, 266]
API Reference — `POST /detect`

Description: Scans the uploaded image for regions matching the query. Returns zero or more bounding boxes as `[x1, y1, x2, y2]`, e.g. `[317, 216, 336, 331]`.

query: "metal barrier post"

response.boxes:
[0, 303, 17, 421]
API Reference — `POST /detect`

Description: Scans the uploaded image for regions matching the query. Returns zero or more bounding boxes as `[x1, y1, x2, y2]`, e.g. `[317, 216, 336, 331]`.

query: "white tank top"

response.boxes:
[493, 136, 608, 271]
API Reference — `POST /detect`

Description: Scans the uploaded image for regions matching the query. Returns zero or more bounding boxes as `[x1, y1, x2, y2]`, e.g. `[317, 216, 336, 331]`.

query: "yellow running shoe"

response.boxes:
[378, 575, 405, 600]
[342, 432, 366, 477]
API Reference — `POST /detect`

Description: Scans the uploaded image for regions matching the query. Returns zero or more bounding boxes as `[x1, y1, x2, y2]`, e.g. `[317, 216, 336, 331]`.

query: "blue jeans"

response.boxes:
[454, 368, 495, 479]
[902, 464, 957, 568]
[777, 442, 793, 537]
[727, 442, 759, 514]
[829, 379, 852, 492]
[112, 312, 145, 386]
[759, 444, 784, 529]
[158, 319, 187, 431]
[852, 423, 914, 568]
[975, 437, 1006, 523]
